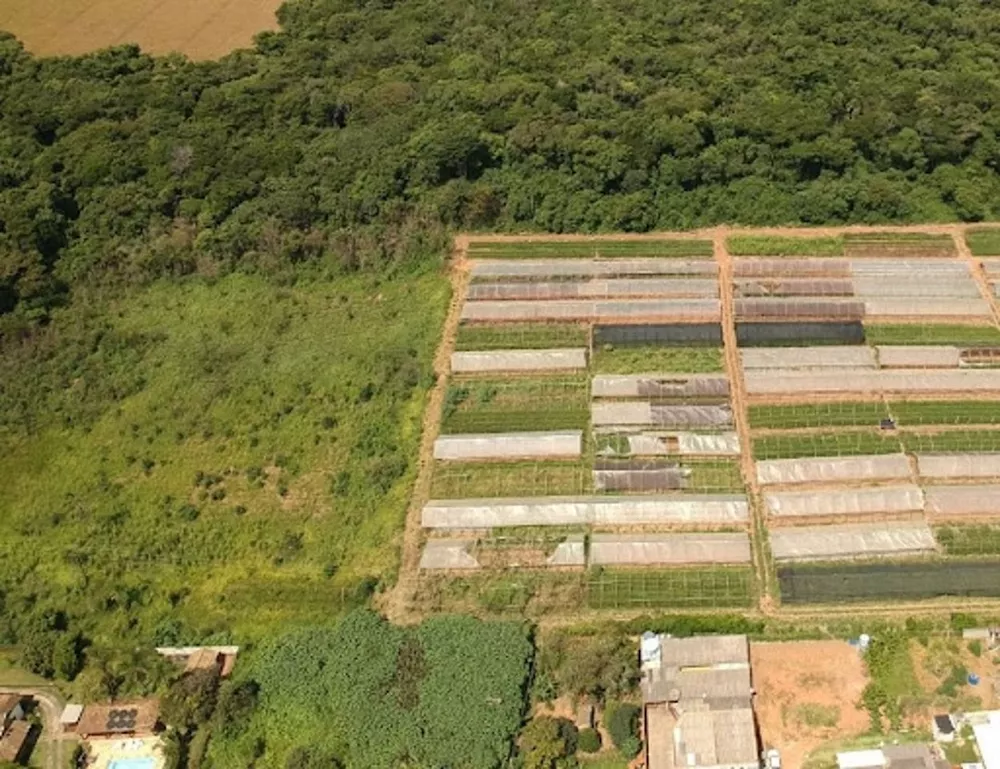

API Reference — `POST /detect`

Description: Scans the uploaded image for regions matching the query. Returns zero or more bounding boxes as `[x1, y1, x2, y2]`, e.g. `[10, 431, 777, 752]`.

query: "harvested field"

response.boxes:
[0, 0, 281, 59]
[751, 641, 869, 769]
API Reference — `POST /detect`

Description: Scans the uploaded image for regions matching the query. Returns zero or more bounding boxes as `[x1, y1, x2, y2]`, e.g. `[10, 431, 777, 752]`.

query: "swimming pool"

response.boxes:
[108, 759, 156, 769]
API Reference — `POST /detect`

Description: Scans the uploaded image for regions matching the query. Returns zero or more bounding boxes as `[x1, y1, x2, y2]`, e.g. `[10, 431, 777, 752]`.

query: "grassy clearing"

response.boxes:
[467, 240, 714, 258]
[727, 235, 844, 256]
[890, 400, 1000, 426]
[586, 567, 755, 609]
[441, 376, 589, 433]
[749, 402, 889, 429]
[455, 323, 589, 351]
[966, 229, 1000, 256]
[900, 430, 1000, 452]
[0, 270, 448, 643]
[752, 431, 902, 460]
[430, 461, 590, 498]
[864, 324, 1000, 346]
[591, 345, 724, 374]
[937, 526, 1000, 556]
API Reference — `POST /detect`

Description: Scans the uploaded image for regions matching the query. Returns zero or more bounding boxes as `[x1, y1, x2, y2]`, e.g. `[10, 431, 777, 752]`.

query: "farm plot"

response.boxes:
[864, 324, 1000, 345]
[889, 400, 1000, 426]
[440, 376, 590, 434]
[936, 525, 1000, 555]
[749, 402, 890, 430]
[585, 566, 755, 609]
[778, 559, 1000, 604]
[466, 239, 714, 259]
[455, 323, 589, 350]
[966, 229, 1000, 257]
[727, 235, 844, 256]
[752, 431, 902, 460]
[590, 345, 724, 374]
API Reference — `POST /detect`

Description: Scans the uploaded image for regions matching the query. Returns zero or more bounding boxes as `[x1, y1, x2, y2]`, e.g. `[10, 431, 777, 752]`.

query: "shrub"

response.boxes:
[605, 702, 641, 749]
[969, 640, 983, 657]
[620, 735, 642, 760]
[578, 728, 601, 753]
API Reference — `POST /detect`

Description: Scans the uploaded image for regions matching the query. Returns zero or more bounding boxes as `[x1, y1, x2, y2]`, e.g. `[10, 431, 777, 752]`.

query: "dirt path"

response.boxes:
[714, 230, 772, 607]
[955, 230, 1000, 329]
[383, 239, 471, 623]
[0, 687, 68, 769]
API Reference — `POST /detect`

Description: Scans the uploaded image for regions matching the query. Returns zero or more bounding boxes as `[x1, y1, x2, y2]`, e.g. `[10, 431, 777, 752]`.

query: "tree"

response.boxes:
[556, 636, 638, 703]
[519, 717, 570, 769]
[284, 747, 343, 769]
[160, 668, 221, 731]
[604, 703, 641, 751]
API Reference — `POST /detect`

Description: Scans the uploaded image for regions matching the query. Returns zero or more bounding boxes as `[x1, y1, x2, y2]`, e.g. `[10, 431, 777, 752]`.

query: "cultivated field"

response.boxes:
[0, 0, 282, 59]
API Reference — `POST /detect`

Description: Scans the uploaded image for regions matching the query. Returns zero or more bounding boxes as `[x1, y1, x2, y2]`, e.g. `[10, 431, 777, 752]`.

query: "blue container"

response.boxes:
[969, 673, 981, 686]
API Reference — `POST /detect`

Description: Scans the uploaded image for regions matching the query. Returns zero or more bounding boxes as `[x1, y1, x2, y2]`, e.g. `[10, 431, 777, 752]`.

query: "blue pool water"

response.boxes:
[108, 759, 156, 769]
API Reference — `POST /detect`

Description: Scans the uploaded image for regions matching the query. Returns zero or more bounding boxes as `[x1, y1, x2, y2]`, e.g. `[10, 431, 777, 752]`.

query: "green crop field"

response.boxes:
[864, 324, 1000, 345]
[727, 235, 844, 256]
[466, 240, 714, 258]
[890, 400, 1000, 426]
[430, 461, 590, 498]
[0, 270, 448, 644]
[441, 376, 589, 433]
[900, 430, 1000, 452]
[749, 402, 890, 430]
[454, 323, 589, 351]
[752, 430, 902, 459]
[682, 460, 746, 493]
[591, 345, 724, 374]
[937, 526, 1000, 556]
[586, 567, 755, 609]
[966, 229, 1000, 256]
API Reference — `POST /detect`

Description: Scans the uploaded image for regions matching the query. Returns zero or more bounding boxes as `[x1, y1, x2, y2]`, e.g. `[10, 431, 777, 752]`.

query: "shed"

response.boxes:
[0, 694, 24, 725]
[0, 721, 31, 764]
[934, 714, 956, 742]
[60, 704, 83, 730]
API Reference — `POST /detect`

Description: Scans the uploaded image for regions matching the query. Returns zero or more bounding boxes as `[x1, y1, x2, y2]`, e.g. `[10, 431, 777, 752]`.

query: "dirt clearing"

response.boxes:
[0, 0, 282, 60]
[752, 641, 870, 769]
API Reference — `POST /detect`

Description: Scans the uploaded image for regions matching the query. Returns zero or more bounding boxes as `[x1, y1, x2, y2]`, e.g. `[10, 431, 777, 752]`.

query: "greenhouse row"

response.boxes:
[756, 454, 912, 485]
[769, 522, 937, 561]
[461, 298, 722, 323]
[465, 277, 719, 300]
[591, 373, 730, 398]
[744, 368, 1000, 396]
[590, 402, 733, 428]
[433, 430, 583, 461]
[470, 258, 717, 279]
[449, 348, 588, 373]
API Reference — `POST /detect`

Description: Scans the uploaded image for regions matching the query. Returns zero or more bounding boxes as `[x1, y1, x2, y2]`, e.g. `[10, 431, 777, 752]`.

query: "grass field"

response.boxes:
[749, 402, 890, 430]
[0, 0, 281, 60]
[585, 567, 755, 609]
[454, 323, 589, 351]
[727, 236, 844, 256]
[466, 240, 714, 258]
[889, 400, 1000, 426]
[0, 270, 448, 644]
[864, 324, 1000, 345]
[899, 430, 1000, 452]
[966, 229, 1000, 256]
[753, 431, 902, 460]
[591, 345, 724, 374]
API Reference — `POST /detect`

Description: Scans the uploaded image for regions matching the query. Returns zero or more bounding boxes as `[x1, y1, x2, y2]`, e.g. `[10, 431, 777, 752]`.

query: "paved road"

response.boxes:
[0, 686, 69, 769]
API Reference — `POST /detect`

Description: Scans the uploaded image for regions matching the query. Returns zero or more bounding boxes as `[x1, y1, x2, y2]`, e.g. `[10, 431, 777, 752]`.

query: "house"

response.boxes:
[934, 714, 956, 743]
[59, 704, 83, 733]
[968, 711, 1000, 769]
[155, 646, 239, 678]
[0, 721, 32, 765]
[75, 699, 160, 739]
[0, 695, 24, 731]
[836, 744, 949, 769]
[640, 633, 758, 769]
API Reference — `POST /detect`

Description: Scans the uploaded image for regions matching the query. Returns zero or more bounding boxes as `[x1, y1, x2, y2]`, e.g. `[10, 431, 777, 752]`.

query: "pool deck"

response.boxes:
[87, 736, 164, 769]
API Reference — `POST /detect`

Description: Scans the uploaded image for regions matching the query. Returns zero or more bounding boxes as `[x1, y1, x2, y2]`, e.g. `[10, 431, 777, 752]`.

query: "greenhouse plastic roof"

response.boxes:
[547, 535, 586, 567]
[470, 258, 717, 278]
[619, 432, 741, 456]
[433, 431, 582, 461]
[419, 539, 480, 570]
[461, 298, 721, 322]
[982, 258, 1000, 278]
[450, 348, 587, 373]
[421, 494, 750, 528]
[591, 402, 732, 428]
[733, 258, 851, 277]
[466, 278, 719, 300]
[876, 345, 962, 368]
[764, 484, 924, 519]
[735, 298, 865, 320]
[863, 298, 991, 317]
[756, 454, 912, 486]
[924, 484, 1000, 518]
[734, 278, 854, 297]
[592, 374, 730, 398]
[852, 277, 982, 298]
[917, 453, 1000, 479]
[769, 522, 937, 562]
[740, 346, 876, 370]
[588, 532, 752, 566]
[744, 368, 1000, 395]
[593, 466, 687, 492]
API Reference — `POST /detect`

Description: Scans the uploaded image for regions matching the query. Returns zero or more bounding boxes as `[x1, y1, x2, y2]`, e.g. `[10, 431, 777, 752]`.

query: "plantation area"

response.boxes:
[0, 268, 448, 648]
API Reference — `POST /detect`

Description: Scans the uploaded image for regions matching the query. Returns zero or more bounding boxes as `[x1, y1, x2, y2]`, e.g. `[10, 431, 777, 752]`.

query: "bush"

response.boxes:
[969, 640, 983, 657]
[605, 702, 641, 749]
[577, 728, 601, 753]
[620, 735, 642, 760]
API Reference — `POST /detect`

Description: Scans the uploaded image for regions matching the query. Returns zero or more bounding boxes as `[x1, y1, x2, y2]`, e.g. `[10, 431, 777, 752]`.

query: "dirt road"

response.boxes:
[0, 686, 69, 769]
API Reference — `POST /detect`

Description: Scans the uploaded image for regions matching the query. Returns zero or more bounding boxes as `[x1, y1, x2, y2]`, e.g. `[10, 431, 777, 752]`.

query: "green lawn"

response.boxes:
[749, 402, 890, 430]
[0, 270, 448, 644]
[864, 324, 1000, 345]
[890, 400, 1000, 426]
[727, 235, 844, 256]
[467, 240, 714, 258]
[454, 323, 589, 351]
[591, 345, 724, 374]
[966, 229, 1000, 256]
[753, 431, 902, 460]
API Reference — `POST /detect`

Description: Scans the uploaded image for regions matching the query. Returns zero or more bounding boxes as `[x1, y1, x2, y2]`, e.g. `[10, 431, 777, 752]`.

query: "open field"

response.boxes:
[0, 0, 281, 59]
[591, 345, 724, 374]
[454, 323, 589, 350]
[430, 461, 590, 498]
[727, 236, 844, 256]
[864, 324, 1000, 345]
[753, 431, 902, 460]
[0, 270, 448, 643]
[441, 376, 589, 433]
[900, 429, 1000, 452]
[466, 240, 714, 258]
[936, 526, 1000, 556]
[966, 229, 1000, 256]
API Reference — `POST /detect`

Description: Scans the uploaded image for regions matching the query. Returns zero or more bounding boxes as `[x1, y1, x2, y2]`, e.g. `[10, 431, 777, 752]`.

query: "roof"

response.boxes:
[837, 749, 887, 769]
[0, 694, 21, 714]
[675, 702, 758, 767]
[185, 648, 222, 673]
[0, 720, 30, 763]
[60, 704, 83, 725]
[972, 711, 1000, 769]
[883, 744, 946, 769]
[76, 699, 159, 738]
[935, 714, 956, 733]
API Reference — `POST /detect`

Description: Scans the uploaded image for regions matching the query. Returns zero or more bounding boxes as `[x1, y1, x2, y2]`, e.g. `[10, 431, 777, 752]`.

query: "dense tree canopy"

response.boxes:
[4, 0, 1000, 326]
